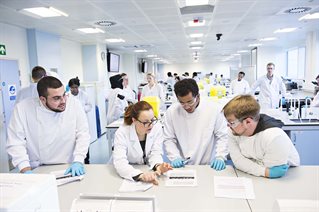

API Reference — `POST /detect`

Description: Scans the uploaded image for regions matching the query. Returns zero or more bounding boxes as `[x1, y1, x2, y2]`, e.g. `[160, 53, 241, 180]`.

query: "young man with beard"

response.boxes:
[7, 76, 90, 176]
[163, 79, 228, 170]
[223, 95, 300, 178]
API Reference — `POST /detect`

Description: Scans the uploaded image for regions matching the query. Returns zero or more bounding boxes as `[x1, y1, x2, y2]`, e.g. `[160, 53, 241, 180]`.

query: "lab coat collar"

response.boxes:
[38, 98, 64, 115]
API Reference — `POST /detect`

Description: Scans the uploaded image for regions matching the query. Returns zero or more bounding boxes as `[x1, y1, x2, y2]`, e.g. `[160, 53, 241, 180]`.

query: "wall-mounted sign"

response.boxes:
[8, 84, 16, 100]
[0, 44, 6, 55]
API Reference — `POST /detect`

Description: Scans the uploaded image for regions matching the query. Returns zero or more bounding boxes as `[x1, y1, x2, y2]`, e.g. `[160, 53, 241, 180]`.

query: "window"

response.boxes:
[287, 47, 305, 79]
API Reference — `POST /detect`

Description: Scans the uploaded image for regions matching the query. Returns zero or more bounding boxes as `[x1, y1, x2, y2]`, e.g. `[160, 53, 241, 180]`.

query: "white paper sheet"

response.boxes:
[165, 169, 197, 187]
[50, 170, 84, 186]
[119, 179, 153, 192]
[214, 176, 255, 199]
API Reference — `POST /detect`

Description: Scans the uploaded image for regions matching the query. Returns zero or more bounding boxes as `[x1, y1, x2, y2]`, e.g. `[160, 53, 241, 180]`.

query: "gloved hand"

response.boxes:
[210, 158, 226, 171]
[24, 170, 33, 174]
[269, 164, 289, 178]
[64, 162, 85, 177]
[171, 158, 185, 168]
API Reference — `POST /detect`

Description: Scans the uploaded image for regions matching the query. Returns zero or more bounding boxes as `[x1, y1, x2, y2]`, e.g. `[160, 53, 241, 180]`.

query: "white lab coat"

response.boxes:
[15, 83, 38, 104]
[141, 83, 165, 102]
[163, 99, 229, 164]
[70, 89, 92, 113]
[251, 75, 286, 109]
[106, 88, 128, 124]
[312, 92, 319, 107]
[123, 86, 136, 103]
[228, 128, 300, 177]
[6, 97, 90, 171]
[113, 123, 164, 180]
[230, 79, 250, 95]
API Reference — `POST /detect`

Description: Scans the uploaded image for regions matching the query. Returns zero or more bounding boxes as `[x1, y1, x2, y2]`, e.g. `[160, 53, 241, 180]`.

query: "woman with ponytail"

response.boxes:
[113, 101, 172, 184]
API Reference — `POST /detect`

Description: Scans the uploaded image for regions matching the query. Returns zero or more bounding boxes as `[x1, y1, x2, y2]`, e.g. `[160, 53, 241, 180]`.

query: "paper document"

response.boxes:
[50, 170, 84, 186]
[119, 179, 153, 192]
[165, 169, 197, 187]
[214, 176, 255, 199]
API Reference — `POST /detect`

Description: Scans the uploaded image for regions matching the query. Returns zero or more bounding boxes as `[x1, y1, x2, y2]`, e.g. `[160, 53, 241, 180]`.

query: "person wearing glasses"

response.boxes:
[113, 101, 172, 184]
[250, 62, 286, 109]
[7, 76, 90, 176]
[223, 95, 300, 178]
[163, 79, 229, 170]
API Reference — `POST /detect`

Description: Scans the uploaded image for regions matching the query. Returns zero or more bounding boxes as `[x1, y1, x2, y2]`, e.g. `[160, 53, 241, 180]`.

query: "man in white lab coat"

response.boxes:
[223, 95, 300, 178]
[250, 63, 286, 109]
[230, 71, 250, 95]
[7, 76, 90, 176]
[15, 66, 46, 104]
[163, 79, 229, 170]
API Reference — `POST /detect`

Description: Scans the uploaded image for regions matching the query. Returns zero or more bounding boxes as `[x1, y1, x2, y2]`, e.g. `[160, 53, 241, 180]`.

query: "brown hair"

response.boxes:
[124, 101, 153, 125]
[267, 62, 275, 67]
[223, 95, 260, 121]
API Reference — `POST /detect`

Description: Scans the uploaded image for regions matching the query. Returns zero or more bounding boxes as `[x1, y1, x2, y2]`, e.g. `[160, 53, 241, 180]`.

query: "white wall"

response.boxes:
[162, 62, 232, 79]
[0, 23, 30, 87]
[304, 30, 319, 91]
[60, 38, 83, 85]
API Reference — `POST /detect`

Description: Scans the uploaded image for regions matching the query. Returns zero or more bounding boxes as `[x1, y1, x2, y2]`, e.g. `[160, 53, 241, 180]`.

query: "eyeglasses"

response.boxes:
[179, 95, 198, 107]
[137, 117, 158, 127]
[49, 92, 68, 102]
[227, 117, 247, 128]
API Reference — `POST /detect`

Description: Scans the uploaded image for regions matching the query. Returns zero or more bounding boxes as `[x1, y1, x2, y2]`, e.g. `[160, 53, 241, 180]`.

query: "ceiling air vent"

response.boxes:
[277, 6, 316, 15]
[94, 20, 117, 27]
[180, 5, 214, 15]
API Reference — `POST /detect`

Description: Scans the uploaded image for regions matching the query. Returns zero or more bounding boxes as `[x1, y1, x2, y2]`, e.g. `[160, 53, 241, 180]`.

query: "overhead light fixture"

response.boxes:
[248, 43, 263, 47]
[237, 50, 249, 53]
[19, 7, 68, 18]
[232, 53, 240, 56]
[105, 38, 125, 43]
[186, 0, 209, 6]
[187, 19, 206, 27]
[153, 57, 161, 60]
[146, 55, 157, 58]
[134, 49, 147, 53]
[190, 46, 202, 49]
[76, 28, 104, 33]
[299, 12, 319, 20]
[190, 41, 203, 45]
[259, 37, 277, 41]
[274, 28, 297, 33]
[193, 52, 200, 56]
[189, 33, 204, 38]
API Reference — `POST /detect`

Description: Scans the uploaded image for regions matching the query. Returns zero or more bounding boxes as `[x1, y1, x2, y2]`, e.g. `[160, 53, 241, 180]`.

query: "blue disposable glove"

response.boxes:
[210, 158, 226, 171]
[24, 170, 33, 174]
[64, 162, 85, 177]
[171, 158, 185, 168]
[269, 164, 289, 178]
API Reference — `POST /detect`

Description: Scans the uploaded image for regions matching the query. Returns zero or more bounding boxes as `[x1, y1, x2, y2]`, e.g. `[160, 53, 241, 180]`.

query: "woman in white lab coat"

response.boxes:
[113, 101, 172, 184]
[311, 75, 319, 107]
[141, 73, 165, 102]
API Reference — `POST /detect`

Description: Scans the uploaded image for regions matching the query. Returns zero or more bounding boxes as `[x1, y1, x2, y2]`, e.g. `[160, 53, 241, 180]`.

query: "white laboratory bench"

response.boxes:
[235, 166, 319, 212]
[34, 164, 251, 212]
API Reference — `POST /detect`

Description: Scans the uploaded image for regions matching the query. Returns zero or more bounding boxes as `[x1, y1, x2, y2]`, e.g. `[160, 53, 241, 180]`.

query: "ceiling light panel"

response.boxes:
[20, 7, 68, 18]
[76, 28, 104, 33]
[274, 28, 297, 33]
[259, 37, 277, 41]
[190, 41, 203, 45]
[299, 12, 319, 20]
[189, 33, 204, 38]
[105, 38, 125, 43]
[185, 0, 209, 6]
[134, 49, 147, 53]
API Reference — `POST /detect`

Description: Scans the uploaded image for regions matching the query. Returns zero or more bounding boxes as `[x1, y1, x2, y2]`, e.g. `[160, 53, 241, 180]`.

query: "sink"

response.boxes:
[289, 119, 319, 123]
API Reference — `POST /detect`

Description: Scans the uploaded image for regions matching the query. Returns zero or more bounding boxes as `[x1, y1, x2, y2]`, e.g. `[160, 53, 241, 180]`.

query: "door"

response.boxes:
[0, 59, 20, 172]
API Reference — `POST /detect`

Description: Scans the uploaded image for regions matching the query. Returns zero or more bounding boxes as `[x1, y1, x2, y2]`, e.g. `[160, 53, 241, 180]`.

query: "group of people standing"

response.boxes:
[6, 62, 307, 185]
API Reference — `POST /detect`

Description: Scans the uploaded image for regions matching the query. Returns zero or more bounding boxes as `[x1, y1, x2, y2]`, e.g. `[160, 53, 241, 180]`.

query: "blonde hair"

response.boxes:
[146, 73, 155, 79]
[124, 101, 153, 125]
[223, 95, 260, 120]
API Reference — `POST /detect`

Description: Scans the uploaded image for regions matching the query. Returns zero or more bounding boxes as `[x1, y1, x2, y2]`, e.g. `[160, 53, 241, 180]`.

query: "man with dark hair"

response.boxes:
[230, 71, 250, 95]
[223, 95, 299, 178]
[163, 79, 228, 170]
[16, 66, 47, 104]
[7, 76, 90, 176]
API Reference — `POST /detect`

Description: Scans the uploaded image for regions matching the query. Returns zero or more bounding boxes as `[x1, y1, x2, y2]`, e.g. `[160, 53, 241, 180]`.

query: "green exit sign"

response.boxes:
[0, 44, 6, 55]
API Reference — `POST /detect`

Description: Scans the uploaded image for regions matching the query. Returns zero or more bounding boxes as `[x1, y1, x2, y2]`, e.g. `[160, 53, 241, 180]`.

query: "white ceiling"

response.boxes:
[0, 0, 319, 64]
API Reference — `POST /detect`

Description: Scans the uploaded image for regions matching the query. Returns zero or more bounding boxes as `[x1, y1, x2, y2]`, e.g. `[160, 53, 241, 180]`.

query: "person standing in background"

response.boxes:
[192, 72, 200, 82]
[230, 71, 250, 95]
[68, 77, 92, 164]
[311, 74, 319, 107]
[250, 62, 286, 109]
[166, 72, 175, 88]
[16, 66, 46, 104]
[7, 76, 90, 176]
[141, 73, 165, 103]
[121, 73, 136, 103]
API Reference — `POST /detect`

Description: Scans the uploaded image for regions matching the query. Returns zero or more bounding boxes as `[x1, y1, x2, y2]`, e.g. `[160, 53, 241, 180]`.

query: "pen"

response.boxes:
[183, 157, 191, 165]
